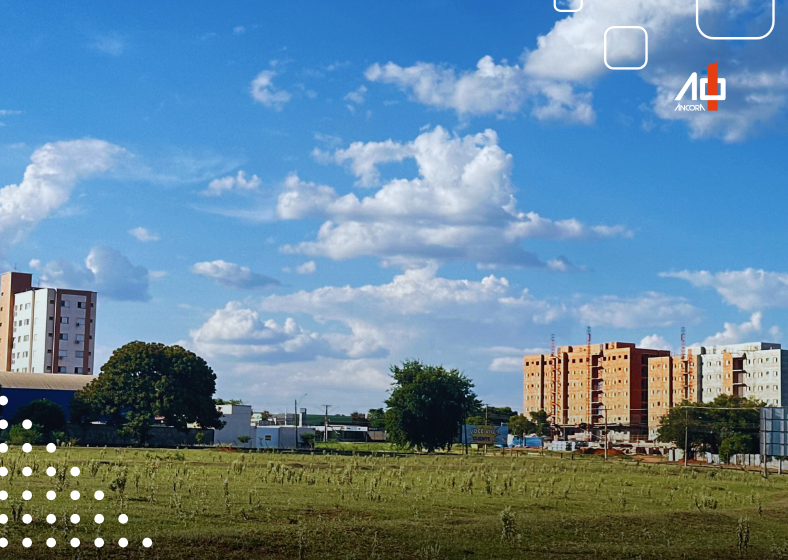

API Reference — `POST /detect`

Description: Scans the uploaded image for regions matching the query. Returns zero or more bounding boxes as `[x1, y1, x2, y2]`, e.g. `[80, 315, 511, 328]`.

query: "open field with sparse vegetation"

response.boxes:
[2, 446, 788, 559]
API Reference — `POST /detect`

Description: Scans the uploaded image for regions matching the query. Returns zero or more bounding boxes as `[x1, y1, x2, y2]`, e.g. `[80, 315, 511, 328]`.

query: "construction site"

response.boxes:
[523, 331, 788, 443]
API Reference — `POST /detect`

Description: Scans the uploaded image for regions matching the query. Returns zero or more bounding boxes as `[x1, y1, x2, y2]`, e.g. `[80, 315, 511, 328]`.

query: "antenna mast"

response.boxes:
[587, 326, 592, 431]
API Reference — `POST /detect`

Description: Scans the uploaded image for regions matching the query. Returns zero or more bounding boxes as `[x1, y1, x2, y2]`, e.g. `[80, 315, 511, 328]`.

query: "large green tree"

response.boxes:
[508, 410, 550, 438]
[656, 395, 762, 456]
[70, 342, 224, 443]
[384, 360, 479, 452]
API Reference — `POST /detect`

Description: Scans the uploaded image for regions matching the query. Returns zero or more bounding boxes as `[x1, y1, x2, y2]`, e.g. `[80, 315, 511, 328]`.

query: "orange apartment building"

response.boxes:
[646, 352, 701, 439]
[524, 342, 670, 434]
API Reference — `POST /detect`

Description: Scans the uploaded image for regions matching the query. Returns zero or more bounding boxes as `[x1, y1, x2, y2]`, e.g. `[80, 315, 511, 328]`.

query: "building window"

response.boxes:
[24, 303, 30, 309]
[77, 301, 85, 309]
[60, 317, 69, 324]
[59, 350, 67, 358]
[59, 333, 68, 341]
[75, 351, 84, 358]
[61, 300, 70, 308]
[57, 367, 67, 373]
[74, 367, 83, 374]
[76, 334, 84, 343]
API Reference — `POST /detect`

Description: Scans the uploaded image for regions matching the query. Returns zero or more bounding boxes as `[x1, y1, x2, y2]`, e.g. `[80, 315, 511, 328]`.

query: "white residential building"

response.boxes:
[0, 272, 97, 375]
[690, 342, 787, 406]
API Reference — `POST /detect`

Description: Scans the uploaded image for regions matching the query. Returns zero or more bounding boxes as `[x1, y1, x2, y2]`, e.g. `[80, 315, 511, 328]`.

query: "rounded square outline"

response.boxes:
[696, 0, 775, 40]
[603, 26, 648, 71]
[555, 0, 583, 13]
[700, 78, 727, 101]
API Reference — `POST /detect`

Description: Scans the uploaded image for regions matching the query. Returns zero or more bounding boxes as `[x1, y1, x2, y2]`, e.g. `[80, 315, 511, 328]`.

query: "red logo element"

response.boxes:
[707, 63, 719, 112]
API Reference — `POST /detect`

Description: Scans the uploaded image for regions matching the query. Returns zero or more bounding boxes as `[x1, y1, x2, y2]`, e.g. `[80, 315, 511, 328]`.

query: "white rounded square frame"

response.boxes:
[604, 26, 648, 71]
[696, 0, 775, 40]
[555, 0, 583, 13]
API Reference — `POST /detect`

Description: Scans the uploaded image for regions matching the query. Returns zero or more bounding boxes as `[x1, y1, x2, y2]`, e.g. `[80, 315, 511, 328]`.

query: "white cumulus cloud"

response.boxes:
[128, 227, 159, 242]
[191, 260, 279, 290]
[279, 127, 628, 268]
[661, 269, 788, 311]
[202, 171, 261, 196]
[30, 246, 150, 301]
[639, 334, 675, 353]
[700, 312, 767, 346]
[577, 292, 698, 329]
[295, 261, 316, 275]
[0, 139, 123, 249]
[251, 70, 291, 110]
[366, 0, 788, 141]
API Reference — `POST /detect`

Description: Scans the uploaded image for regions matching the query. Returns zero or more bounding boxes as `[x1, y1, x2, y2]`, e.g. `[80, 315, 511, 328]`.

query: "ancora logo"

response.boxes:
[675, 62, 726, 112]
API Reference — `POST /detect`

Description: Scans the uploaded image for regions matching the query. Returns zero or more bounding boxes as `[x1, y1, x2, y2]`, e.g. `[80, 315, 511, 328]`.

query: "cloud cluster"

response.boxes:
[251, 71, 291, 110]
[577, 292, 698, 329]
[662, 269, 788, 311]
[202, 171, 261, 196]
[366, 0, 788, 141]
[700, 312, 766, 346]
[366, 55, 594, 124]
[191, 260, 279, 290]
[30, 246, 150, 302]
[281, 127, 628, 268]
[0, 139, 123, 250]
[128, 227, 159, 242]
[188, 302, 387, 363]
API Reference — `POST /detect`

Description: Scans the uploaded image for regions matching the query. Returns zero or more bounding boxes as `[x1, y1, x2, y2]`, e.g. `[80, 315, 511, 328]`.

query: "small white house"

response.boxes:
[256, 426, 316, 450]
[212, 405, 316, 449]
[213, 404, 256, 448]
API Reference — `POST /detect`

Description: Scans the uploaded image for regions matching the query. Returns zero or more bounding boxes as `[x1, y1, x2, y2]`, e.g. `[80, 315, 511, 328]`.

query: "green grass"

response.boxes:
[1, 446, 787, 559]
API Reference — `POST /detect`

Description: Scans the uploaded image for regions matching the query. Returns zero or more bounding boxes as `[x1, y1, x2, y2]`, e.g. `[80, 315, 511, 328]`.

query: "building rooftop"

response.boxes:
[0, 372, 94, 391]
[688, 342, 782, 355]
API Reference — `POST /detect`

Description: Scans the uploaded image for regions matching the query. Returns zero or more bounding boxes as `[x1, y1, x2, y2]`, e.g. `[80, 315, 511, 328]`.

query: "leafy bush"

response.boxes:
[10, 399, 66, 435]
[3, 423, 44, 445]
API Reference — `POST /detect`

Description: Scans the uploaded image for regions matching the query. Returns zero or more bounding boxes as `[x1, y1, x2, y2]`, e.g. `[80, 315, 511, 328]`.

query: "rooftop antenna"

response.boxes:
[681, 327, 686, 359]
[586, 326, 592, 430]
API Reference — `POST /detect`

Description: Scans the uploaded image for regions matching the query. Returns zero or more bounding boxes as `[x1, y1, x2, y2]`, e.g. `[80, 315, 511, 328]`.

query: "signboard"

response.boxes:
[462, 425, 498, 446]
[761, 407, 788, 457]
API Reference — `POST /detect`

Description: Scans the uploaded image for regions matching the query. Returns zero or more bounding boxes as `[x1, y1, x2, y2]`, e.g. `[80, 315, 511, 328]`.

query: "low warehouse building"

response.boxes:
[0, 372, 93, 421]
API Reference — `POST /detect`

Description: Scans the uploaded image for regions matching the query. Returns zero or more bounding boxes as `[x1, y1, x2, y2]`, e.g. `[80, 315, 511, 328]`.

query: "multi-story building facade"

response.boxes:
[0, 272, 96, 375]
[646, 352, 700, 439]
[690, 342, 786, 405]
[645, 342, 786, 439]
[524, 342, 670, 434]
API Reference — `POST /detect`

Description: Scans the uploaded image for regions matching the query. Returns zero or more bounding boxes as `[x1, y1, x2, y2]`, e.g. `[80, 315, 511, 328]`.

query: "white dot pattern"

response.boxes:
[0, 396, 154, 549]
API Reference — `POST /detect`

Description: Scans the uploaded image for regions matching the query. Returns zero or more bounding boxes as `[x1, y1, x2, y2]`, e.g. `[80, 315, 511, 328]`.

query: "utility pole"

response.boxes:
[684, 407, 688, 467]
[322, 405, 331, 443]
[294, 393, 307, 451]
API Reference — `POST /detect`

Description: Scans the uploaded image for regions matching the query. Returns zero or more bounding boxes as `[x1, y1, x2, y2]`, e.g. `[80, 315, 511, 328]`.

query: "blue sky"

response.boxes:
[2, 0, 788, 416]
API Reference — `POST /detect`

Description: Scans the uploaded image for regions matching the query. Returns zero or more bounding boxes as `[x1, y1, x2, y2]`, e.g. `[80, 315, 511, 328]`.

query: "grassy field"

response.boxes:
[1, 446, 787, 559]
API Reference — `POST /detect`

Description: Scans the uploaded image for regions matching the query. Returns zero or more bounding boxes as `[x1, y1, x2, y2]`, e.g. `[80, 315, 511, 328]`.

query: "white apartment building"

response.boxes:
[1, 272, 96, 375]
[690, 342, 787, 406]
